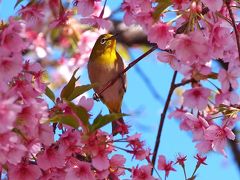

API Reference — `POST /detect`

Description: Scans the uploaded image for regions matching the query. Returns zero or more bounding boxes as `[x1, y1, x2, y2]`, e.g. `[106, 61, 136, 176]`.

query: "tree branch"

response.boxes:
[229, 129, 240, 170]
[150, 74, 195, 174]
[151, 71, 178, 174]
[225, 0, 240, 61]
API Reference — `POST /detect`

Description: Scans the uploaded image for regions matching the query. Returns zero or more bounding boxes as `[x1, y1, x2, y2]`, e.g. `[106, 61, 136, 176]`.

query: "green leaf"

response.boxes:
[45, 86, 55, 102]
[66, 101, 90, 127]
[50, 28, 61, 42]
[152, 0, 172, 21]
[68, 84, 95, 101]
[14, 0, 25, 9]
[60, 68, 80, 100]
[90, 113, 127, 133]
[50, 114, 79, 129]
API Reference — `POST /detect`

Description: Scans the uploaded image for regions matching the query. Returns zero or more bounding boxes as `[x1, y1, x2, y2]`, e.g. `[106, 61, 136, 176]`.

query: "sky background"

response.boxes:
[0, 0, 239, 180]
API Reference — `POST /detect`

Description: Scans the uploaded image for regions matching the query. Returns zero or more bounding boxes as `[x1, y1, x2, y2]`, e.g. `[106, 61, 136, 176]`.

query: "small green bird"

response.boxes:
[88, 34, 127, 135]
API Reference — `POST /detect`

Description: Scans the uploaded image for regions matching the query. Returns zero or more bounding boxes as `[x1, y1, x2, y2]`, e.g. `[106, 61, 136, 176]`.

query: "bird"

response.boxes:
[88, 33, 127, 135]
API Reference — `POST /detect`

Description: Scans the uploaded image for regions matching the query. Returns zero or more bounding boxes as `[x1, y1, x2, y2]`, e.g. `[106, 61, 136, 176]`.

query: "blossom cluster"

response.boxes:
[121, 0, 239, 157]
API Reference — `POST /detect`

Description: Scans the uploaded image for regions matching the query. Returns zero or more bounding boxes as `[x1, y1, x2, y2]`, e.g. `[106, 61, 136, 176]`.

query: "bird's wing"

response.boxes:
[116, 52, 127, 92]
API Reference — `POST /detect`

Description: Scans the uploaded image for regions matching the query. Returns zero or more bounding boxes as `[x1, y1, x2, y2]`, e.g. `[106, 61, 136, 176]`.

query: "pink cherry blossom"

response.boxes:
[74, 0, 95, 17]
[218, 66, 240, 93]
[195, 140, 212, 153]
[157, 51, 192, 76]
[126, 134, 150, 161]
[147, 22, 174, 49]
[66, 161, 95, 180]
[215, 91, 239, 106]
[135, 11, 153, 31]
[121, 0, 152, 27]
[9, 78, 39, 101]
[39, 168, 66, 180]
[38, 124, 54, 146]
[169, 31, 210, 65]
[92, 150, 110, 171]
[8, 163, 42, 180]
[209, 22, 233, 59]
[132, 164, 155, 180]
[17, 99, 49, 138]
[121, 0, 137, 26]
[168, 108, 187, 120]
[194, 153, 207, 166]
[176, 154, 187, 166]
[183, 87, 211, 110]
[18, 3, 44, 28]
[58, 129, 82, 156]
[201, 0, 223, 12]
[50, 10, 72, 28]
[222, 117, 239, 129]
[109, 154, 126, 178]
[172, 0, 190, 9]
[204, 124, 235, 156]
[80, 16, 112, 30]
[113, 120, 129, 136]
[78, 96, 94, 111]
[0, 17, 28, 52]
[158, 155, 176, 177]
[0, 132, 27, 165]
[0, 48, 22, 92]
[37, 145, 66, 170]
[0, 96, 22, 133]
[180, 113, 209, 140]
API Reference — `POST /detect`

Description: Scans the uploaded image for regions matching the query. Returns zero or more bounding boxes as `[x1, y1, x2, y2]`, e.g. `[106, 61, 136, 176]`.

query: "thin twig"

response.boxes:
[225, 0, 240, 61]
[95, 45, 158, 98]
[229, 129, 240, 170]
[151, 71, 178, 174]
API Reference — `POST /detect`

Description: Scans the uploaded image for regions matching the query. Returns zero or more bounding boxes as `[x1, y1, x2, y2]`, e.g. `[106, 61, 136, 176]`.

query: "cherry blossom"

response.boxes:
[201, 0, 223, 12]
[194, 153, 207, 166]
[0, 132, 27, 165]
[108, 154, 126, 178]
[176, 154, 187, 167]
[65, 161, 95, 180]
[158, 155, 176, 177]
[37, 145, 66, 170]
[0, 96, 21, 133]
[204, 124, 235, 156]
[147, 22, 174, 49]
[8, 163, 42, 180]
[74, 0, 96, 17]
[183, 87, 211, 110]
[218, 66, 240, 93]
[180, 113, 209, 141]
[132, 164, 155, 180]
[78, 96, 94, 111]
[169, 31, 211, 65]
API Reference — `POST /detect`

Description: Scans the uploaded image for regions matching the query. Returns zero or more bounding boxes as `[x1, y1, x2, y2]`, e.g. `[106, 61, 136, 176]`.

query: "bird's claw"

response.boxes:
[93, 93, 100, 101]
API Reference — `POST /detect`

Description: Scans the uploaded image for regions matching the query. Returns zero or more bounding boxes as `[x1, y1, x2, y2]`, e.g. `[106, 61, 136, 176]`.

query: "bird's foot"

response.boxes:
[93, 93, 100, 101]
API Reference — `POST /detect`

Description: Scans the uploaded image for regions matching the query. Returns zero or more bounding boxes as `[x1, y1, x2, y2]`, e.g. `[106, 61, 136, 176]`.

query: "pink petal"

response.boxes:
[224, 127, 235, 140]
[158, 155, 166, 170]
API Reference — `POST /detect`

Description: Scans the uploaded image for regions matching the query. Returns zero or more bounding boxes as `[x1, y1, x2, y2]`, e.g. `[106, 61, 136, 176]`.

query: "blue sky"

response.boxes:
[0, 0, 239, 180]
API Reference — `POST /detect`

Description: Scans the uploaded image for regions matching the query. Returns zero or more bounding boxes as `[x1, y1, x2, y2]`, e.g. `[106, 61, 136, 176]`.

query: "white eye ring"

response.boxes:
[100, 38, 106, 44]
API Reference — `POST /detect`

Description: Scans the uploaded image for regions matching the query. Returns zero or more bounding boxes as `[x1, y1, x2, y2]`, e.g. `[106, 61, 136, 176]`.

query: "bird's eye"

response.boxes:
[100, 38, 106, 44]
